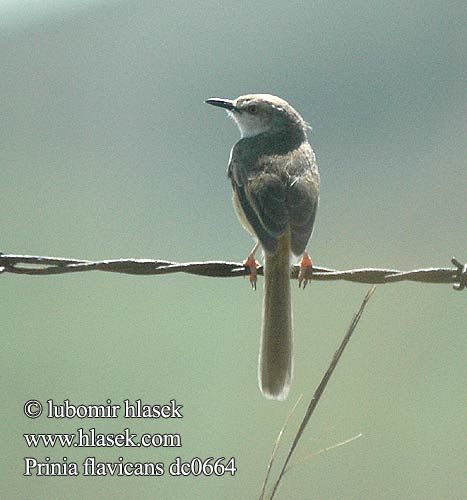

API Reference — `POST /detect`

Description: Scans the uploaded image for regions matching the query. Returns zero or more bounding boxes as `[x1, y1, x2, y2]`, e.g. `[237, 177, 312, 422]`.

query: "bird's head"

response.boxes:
[206, 94, 308, 139]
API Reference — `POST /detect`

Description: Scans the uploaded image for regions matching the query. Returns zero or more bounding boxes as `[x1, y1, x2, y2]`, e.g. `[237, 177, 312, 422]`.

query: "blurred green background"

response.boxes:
[2, 1, 466, 499]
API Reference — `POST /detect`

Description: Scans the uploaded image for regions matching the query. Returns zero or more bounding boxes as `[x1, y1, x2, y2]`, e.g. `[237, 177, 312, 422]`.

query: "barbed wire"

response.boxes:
[1, 253, 465, 290]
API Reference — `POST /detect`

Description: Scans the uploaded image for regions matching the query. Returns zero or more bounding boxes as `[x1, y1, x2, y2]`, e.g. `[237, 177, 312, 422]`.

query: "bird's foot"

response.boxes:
[298, 251, 313, 289]
[244, 253, 260, 290]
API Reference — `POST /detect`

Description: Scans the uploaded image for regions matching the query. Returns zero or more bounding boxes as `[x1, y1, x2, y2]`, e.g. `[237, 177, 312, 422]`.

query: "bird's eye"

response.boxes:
[248, 104, 258, 114]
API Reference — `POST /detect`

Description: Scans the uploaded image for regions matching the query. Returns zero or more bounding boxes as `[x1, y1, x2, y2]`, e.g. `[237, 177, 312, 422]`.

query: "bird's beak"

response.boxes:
[205, 97, 235, 111]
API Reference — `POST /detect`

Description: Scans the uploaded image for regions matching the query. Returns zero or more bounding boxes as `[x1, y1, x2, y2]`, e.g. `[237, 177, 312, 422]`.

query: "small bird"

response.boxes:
[206, 94, 320, 400]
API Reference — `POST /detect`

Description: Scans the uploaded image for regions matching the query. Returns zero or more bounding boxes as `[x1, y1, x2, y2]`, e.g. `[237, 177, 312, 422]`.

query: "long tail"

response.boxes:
[259, 232, 292, 400]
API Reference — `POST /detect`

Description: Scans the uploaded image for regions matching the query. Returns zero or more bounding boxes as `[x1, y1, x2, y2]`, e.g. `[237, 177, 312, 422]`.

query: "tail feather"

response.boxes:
[259, 233, 293, 400]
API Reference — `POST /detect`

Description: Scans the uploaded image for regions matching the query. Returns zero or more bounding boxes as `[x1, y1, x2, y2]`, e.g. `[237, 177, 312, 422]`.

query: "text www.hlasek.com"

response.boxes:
[24, 428, 180, 448]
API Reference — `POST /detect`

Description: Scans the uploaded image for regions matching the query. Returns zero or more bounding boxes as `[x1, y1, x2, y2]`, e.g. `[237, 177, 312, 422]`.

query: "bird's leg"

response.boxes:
[243, 242, 260, 290]
[298, 251, 313, 289]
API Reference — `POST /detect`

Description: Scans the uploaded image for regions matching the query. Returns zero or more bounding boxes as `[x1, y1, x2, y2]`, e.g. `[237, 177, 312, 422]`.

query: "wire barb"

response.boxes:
[451, 257, 467, 291]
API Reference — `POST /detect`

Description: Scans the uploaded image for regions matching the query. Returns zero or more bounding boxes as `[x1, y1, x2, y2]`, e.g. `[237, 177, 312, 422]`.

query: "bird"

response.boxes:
[206, 94, 320, 400]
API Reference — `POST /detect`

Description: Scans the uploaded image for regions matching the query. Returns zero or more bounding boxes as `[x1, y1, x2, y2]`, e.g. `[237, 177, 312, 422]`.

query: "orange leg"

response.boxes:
[243, 243, 260, 290]
[298, 251, 313, 289]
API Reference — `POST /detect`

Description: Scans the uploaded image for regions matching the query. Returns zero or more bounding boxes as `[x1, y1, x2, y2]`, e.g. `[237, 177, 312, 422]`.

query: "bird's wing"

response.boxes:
[286, 168, 319, 256]
[233, 181, 280, 254]
[229, 152, 289, 254]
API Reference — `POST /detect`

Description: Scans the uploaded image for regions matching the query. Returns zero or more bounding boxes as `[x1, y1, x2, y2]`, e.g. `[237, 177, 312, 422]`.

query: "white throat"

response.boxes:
[229, 112, 270, 138]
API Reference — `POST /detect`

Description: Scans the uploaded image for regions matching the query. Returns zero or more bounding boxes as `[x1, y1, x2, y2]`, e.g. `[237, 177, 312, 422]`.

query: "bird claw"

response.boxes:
[298, 252, 313, 289]
[244, 255, 259, 290]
